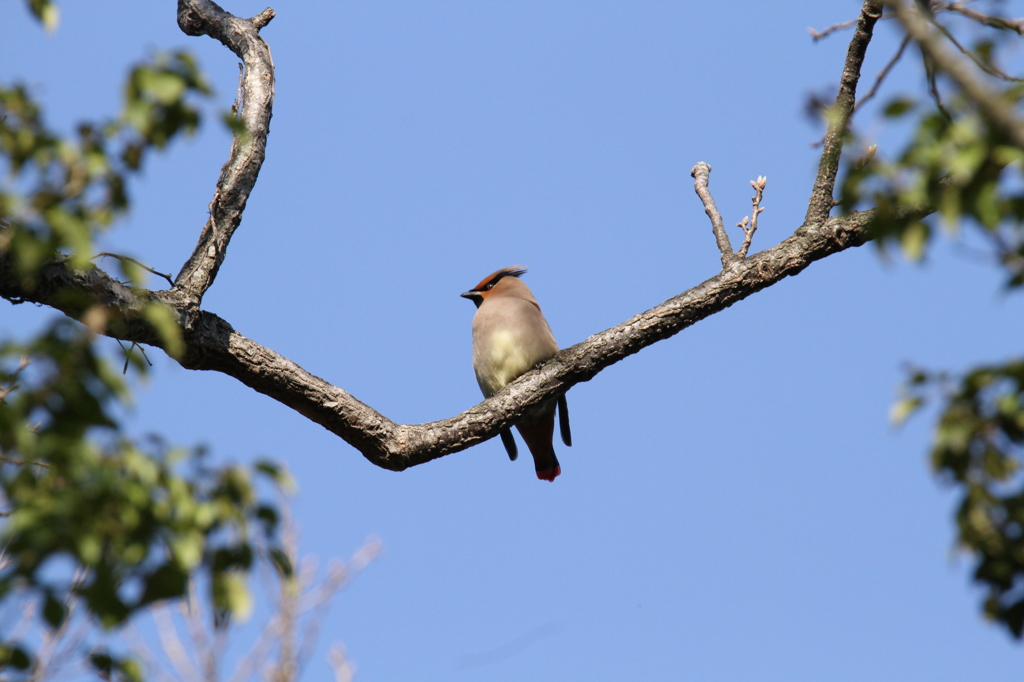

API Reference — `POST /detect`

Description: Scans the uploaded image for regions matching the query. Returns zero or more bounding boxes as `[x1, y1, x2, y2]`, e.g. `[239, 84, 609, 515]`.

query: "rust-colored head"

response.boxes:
[460, 265, 530, 308]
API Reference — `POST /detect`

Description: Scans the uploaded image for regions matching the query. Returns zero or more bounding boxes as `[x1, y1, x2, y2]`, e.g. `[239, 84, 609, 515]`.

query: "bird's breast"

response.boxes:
[481, 328, 536, 392]
[471, 302, 557, 397]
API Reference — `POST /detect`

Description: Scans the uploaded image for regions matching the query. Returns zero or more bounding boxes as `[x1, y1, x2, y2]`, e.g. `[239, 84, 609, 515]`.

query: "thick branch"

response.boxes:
[888, 0, 1024, 149]
[804, 0, 884, 227]
[0, 2, 907, 473]
[0, 211, 880, 471]
[173, 0, 276, 305]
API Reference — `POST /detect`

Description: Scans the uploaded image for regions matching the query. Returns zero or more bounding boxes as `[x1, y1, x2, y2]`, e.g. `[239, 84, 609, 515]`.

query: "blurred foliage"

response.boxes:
[0, 50, 209, 282]
[27, 0, 58, 33]
[894, 363, 1024, 635]
[0, 323, 293, 634]
[836, 6, 1024, 637]
[0, 4, 289, 678]
[840, 90, 1024, 285]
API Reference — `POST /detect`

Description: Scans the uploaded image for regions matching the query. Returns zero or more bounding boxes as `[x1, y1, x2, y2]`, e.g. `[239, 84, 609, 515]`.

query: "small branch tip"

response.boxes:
[251, 8, 275, 30]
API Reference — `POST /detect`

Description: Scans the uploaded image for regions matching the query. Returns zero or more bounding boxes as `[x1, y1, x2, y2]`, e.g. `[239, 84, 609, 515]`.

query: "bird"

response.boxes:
[461, 266, 571, 481]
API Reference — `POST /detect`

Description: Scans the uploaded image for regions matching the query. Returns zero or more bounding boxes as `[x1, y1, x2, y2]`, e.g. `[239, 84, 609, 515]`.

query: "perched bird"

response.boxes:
[461, 266, 571, 481]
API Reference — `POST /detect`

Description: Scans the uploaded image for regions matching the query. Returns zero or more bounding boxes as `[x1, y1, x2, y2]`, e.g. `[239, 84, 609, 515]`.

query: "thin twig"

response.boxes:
[181, 580, 216, 682]
[925, 57, 953, 119]
[94, 252, 174, 287]
[232, 62, 244, 117]
[328, 645, 356, 682]
[294, 538, 380, 677]
[0, 354, 31, 402]
[121, 625, 182, 682]
[736, 176, 767, 259]
[154, 607, 202, 681]
[935, 2, 1024, 34]
[932, 19, 1024, 81]
[690, 162, 735, 268]
[808, 18, 859, 41]
[855, 34, 912, 112]
[116, 339, 153, 374]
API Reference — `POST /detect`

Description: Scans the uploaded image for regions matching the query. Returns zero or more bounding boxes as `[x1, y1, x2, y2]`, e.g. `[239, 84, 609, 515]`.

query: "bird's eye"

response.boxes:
[482, 282, 495, 291]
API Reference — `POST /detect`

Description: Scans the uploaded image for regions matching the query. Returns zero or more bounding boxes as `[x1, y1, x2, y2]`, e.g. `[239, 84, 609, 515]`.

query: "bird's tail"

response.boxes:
[516, 407, 560, 481]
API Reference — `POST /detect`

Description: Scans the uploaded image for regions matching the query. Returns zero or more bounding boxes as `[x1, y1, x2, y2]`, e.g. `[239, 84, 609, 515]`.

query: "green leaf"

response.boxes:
[890, 396, 923, 426]
[883, 97, 916, 117]
[973, 181, 1000, 229]
[42, 592, 67, 629]
[938, 188, 962, 233]
[212, 571, 253, 624]
[171, 530, 204, 570]
[88, 652, 114, 676]
[269, 547, 294, 578]
[142, 301, 184, 359]
[0, 643, 32, 670]
[138, 68, 187, 105]
[138, 563, 188, 606]
[221, 111, 251, 141]
[28, 0, 59, 33]
[899, 221, 929, 261]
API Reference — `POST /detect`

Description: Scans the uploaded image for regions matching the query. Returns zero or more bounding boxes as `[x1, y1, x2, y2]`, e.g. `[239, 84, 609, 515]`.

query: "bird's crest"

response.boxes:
[470, 265, 527, 293]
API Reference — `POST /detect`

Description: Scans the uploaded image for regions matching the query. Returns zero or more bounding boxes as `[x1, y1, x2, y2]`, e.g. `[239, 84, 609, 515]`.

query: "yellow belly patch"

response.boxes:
[488, 329, 534, 390]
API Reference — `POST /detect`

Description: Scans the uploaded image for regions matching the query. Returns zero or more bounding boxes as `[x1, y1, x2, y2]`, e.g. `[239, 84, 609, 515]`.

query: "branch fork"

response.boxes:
[0, 1, 916, 472]
[690, 163, 767, 268]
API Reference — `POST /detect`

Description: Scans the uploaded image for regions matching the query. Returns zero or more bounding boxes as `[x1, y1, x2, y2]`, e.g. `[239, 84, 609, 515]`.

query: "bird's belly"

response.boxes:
[476, 329, 541, 395]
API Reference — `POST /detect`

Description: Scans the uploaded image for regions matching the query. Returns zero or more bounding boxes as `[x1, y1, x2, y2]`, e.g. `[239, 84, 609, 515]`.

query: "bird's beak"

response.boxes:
[461, 290, 483, 308]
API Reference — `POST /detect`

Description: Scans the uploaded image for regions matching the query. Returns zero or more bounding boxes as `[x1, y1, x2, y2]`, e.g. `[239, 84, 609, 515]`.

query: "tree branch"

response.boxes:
[736, 176, 766, 259]
[804, 0, 884, 228]
[887, 0, 1024, 149]
[0, 210, 881, 471]
[0, 1, 903, 472]
[173, 0, 276, 305]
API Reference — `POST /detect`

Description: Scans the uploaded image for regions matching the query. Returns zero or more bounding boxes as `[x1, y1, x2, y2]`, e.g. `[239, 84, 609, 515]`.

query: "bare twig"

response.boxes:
[932, 19, 1024, 82]
[855, 34, 911, 112]
[0, 354, 31, 402]
[808, 18, 859, 41]
[153, 607, 202, 681]
[805, 1, 885, 227]
[28, 568, 90, 682]
[737, 176, 767, 259]
[232, 62, 244, 116]
[182, 580, 218, 682]
[116, 339, 154, 374]
[690, 162, 736, 268]
[94, 252, 174, 287]
[121, 625, 182, 682]
[328, 645, 356, 682]
[250, 7, 276, 30]
[294, 538, 380, 674]
[935, 2, 1024, 34]
[925, 58, 953, 119]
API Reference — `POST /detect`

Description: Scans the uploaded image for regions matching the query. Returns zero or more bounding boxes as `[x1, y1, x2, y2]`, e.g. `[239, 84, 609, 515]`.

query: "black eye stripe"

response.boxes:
[472, 267, 526, 293]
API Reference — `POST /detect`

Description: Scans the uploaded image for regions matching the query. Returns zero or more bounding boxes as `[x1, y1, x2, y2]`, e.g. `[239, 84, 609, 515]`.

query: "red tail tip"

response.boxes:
[536, 465, 561, 482]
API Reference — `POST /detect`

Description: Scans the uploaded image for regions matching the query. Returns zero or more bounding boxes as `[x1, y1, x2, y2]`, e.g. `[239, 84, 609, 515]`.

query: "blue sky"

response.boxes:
[3, 1, 1023, 680]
